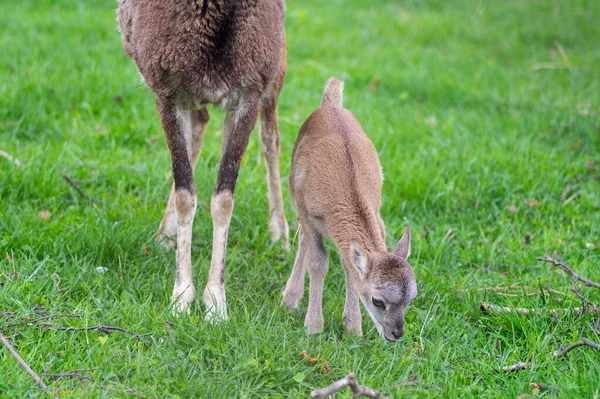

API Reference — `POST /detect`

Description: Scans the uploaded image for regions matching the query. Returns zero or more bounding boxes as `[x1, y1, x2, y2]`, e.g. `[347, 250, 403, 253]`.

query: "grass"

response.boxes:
[1, 0, 600, 397]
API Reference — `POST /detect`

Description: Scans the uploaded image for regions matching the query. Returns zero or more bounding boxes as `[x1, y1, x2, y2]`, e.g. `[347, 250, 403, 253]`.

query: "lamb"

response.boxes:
[282, 78, 417, 341]
[117, 0, 289, 318]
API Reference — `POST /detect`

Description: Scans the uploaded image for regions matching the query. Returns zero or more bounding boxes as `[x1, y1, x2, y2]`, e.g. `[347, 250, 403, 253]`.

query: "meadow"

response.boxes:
[1, 0, 599, 397]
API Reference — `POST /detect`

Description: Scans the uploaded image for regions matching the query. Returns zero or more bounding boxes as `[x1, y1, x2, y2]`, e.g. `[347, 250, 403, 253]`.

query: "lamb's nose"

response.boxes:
[392, 330, 403, 339]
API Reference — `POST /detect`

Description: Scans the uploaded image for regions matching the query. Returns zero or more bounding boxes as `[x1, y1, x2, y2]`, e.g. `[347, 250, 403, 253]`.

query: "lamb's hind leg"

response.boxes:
[259, 46, 289, 248]
[282, 227, 307, 308]
[203, 95, 260, 321]
[158, 108, 209, 249]
[156, 99, 198, 313]
[304, 226, 328, 334]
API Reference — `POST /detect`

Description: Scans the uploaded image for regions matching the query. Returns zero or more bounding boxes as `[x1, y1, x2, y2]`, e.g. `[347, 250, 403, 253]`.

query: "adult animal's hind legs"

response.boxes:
[157, 108, 209, 250]
[203, 95, 261, 321]
[259, 45, 289, 248]
[157, 99, 199, 313]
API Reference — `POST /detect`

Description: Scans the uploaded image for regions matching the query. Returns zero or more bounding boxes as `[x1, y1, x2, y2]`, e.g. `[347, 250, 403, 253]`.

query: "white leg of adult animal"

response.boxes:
[304, 229, 328, 334]
[203, 97, 260, 321]
[157, 101, 198, 313]
[342, 260, 362, 336]
[158, 108, 209, 250]
[282, 228, 307, 308]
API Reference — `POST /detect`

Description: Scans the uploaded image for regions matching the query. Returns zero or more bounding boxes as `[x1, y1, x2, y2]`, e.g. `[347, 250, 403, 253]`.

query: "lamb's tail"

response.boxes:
[320, 77, 344, 108]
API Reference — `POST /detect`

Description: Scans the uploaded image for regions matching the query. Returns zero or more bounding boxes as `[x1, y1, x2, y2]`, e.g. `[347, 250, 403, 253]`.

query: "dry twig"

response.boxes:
[1, 313, 82, 330]
[553, 339, 600, 358]
[0, 332, 47, 390]
[0, 150, 21, 167]
[537, 257, 600, 289]
[54, 324, 141, 337]
[60, 172, 101, 205]
[480, 302, 588, 316]
[497, 361, 531, 373]
[310, 373, 389, 399]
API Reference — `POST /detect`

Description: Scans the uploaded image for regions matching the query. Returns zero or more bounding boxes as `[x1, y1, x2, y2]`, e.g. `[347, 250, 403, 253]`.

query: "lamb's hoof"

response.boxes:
[304, 317, 324, 334]
[281, 289, 303, 309]
[202, 285, 228, 322]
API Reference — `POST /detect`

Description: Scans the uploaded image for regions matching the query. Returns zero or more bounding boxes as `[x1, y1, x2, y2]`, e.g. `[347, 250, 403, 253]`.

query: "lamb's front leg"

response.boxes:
[203, 96, 260, 321]
[157, 99, 197, 313]
[304, 228, 328, 334]
[342, 260, 362, 335]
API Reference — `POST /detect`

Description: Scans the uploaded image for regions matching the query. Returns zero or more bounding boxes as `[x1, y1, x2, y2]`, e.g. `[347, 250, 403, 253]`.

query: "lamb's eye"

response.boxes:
[372, 298, 385, 309]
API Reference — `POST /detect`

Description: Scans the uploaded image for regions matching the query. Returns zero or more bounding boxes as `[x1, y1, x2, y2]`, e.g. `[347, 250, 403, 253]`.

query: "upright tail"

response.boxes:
[320, 77, 344, 108]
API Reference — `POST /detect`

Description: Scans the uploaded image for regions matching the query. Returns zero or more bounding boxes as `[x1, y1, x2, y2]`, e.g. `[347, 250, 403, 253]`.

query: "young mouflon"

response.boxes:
[117, 0, 289, 319]
[282, 78, 417, 342]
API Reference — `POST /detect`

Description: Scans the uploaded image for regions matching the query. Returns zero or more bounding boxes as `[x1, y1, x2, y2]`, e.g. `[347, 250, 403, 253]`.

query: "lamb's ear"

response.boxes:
[393, 228, 411, 260]
[350, 241, 369, 277]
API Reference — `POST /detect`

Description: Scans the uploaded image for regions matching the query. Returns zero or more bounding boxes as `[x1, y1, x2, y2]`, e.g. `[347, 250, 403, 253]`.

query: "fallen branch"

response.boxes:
[60, 172, 101, 205]
[496, 361, 531, 373]
[479, 302, 593, 316]
[1, 313, 82, 330]
[0, 332, 47, 390]
[570, 287, 600, 334]
[311, 373, 389, 399]
[0, 150, 21, 167]
[537, 257, 600, 289]
[54, 324, 141, 337]
[553, 339, 600, 358]
[530, 382, 556, 392]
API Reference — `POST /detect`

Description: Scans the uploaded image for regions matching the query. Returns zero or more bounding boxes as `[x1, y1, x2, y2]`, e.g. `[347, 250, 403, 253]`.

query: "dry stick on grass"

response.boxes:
[553, 339, 600, 358]
[537, 256, 600, 289]
[497, 361, 532, 373]
[570, 287, 600, 334]
[54, 324, 141, 337]
[1, 313, 82, 330]
[479, 302, 589, 316]
[310, 373, 389, 399]
[0, 332, 48, 390]
[0, 150, 21, 167]
[60, 172, 101, 205]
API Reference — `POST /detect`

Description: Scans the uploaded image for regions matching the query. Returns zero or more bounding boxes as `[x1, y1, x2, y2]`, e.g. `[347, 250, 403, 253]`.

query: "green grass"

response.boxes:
[1, 0, 600, 397]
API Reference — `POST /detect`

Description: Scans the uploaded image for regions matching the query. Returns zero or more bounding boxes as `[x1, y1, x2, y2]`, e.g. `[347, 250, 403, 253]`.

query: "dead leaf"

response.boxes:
[585, 161, 598, 170]
[143, 245, 150, 256]
[528, 198, 541, 207]
[38, 210, 52, 221]
[368, 76, 381, 92]
[321, 363, 331, 374]
[507, 204, 518, 214]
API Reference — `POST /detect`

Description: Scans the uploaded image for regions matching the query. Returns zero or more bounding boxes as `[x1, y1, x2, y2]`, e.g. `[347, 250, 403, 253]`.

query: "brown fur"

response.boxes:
[283, 78, 417, 341]
[117, 0, 289, 317]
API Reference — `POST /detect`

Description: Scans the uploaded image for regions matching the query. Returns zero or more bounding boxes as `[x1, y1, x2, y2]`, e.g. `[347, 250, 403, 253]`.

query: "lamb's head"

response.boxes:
[349, 228, 417, 343]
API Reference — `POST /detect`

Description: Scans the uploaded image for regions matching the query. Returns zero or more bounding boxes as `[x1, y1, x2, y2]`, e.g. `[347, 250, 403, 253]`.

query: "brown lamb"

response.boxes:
[282, 78, 417, 341]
